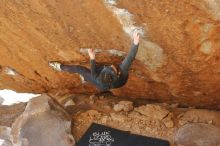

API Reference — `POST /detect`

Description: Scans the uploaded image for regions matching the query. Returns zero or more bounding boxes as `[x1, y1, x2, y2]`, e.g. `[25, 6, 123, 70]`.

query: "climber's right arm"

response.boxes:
[88, 48, 97, 77]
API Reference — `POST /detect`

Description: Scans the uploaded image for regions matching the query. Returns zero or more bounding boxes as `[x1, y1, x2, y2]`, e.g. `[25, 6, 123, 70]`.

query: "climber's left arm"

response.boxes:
[119, 30, 140, 71]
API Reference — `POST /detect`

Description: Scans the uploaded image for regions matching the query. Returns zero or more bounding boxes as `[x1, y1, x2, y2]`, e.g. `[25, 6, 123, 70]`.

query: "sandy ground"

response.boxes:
[56, 93, 220, 146]
[0, 93, 219, 145]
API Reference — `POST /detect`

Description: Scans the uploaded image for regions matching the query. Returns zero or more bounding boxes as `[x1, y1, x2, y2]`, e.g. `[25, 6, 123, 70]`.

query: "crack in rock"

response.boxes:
[103, 0, 166, 71]
[4, 67, 18, 76]
[79, 48, 126, 57]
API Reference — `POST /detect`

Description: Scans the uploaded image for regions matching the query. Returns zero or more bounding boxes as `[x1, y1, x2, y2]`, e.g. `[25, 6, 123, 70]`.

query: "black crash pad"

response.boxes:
[77, 123, 170, 146]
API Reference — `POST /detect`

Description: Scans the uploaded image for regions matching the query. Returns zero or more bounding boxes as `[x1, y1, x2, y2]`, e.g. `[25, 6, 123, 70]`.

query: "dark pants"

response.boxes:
[60, 64, 103, 90]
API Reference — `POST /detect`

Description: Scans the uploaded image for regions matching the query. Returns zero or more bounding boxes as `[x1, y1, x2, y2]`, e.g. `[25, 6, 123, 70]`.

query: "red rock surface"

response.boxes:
[0, 0, 220, 109]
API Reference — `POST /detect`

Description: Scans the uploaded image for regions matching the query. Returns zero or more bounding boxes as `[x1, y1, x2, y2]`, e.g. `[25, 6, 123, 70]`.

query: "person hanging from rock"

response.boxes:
[49, 30, 140, 92]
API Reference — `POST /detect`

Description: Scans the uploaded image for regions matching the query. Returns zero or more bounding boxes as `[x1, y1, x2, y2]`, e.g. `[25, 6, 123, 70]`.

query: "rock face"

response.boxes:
[178, 109, 220, 126]
[0, 103, 26, 127]
[113, 101, 133, 112]
[0, 0, 220, 109]
[0, 126, 13, 146]
[0, 96, 3, 105]
[135, 105, 170, 120]
[174, 123, 220, 146]
[11, 94, 75, 146]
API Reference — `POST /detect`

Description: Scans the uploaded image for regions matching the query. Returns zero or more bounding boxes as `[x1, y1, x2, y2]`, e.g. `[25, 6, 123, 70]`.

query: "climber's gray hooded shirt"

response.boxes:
[90, 43, 139, 91]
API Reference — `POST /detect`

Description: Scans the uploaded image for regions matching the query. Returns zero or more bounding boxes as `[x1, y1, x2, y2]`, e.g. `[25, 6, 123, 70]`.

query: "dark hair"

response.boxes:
[100, 71, 114, 84]
[99, 66, 118, 86]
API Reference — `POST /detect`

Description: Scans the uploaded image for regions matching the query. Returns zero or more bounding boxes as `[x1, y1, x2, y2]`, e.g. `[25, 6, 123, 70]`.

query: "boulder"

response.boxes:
[0, 96, 4, 105]
[0, 126, 13, 146]
[175, 123, 220, 146]
[113, 101, 133, 112]
[0, 103, 26, 127]
[134, 105, 169, 120]
[11, 94, 75, 146]
[178, 109, 220, 126]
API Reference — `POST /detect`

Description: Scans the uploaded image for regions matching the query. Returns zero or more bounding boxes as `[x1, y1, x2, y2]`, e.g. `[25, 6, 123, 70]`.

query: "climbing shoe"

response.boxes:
[49, 61, 62, 71]
[79, 75, 86, 84]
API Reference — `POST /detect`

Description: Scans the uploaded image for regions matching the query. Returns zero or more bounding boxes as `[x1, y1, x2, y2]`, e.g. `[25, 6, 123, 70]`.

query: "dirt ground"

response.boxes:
[0, 93, 219, 145]
[56, 93, 220, 146]
[1, 0, 220, 109]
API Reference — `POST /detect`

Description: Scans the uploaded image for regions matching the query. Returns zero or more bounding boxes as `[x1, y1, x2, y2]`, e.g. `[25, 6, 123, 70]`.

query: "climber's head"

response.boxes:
[99, 66, 118, 85]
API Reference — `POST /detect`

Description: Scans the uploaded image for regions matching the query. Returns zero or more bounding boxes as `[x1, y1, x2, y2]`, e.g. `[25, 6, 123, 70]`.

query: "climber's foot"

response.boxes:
[95, 91, 113, 97]
[79, 75, 86, 84]
[49, 61, 62, 71]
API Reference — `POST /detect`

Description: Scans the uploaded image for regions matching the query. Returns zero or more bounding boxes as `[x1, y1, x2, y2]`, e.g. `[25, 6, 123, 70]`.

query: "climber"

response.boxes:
[49, 30, 140, 91]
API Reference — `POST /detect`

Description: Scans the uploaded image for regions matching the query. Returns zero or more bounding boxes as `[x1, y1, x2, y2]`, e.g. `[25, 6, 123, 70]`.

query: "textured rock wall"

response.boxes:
[11, 94, 74, 146]
[0, 0, 220, 109]
[117, 0, 220, 109]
